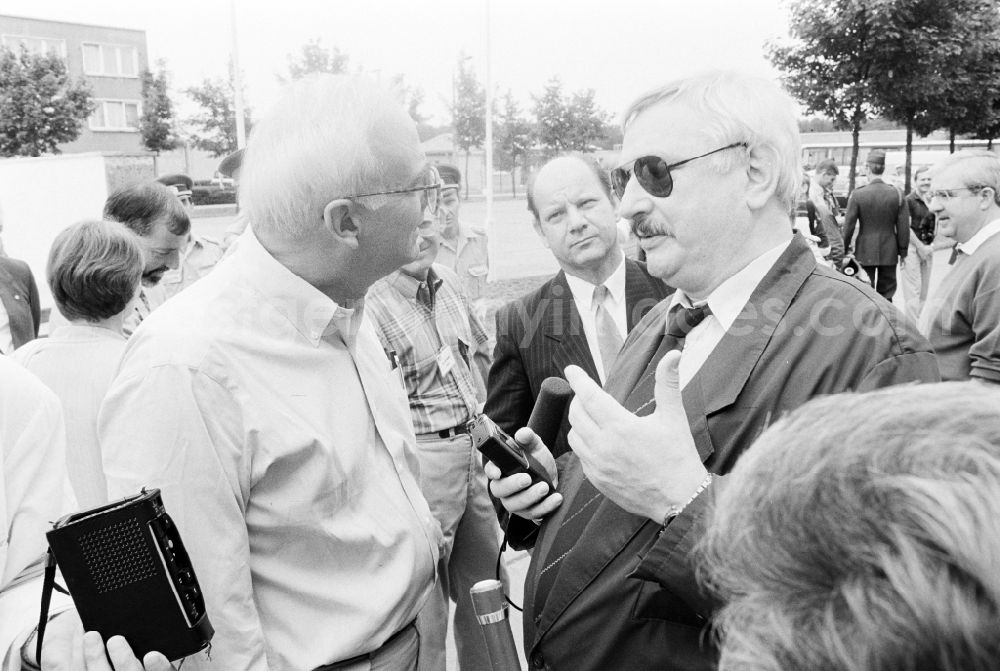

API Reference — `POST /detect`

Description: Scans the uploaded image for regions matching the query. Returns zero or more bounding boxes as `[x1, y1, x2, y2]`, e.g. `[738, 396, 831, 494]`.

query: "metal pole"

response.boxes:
[484, 0, 496, 282]
[230, 0, 247, 149]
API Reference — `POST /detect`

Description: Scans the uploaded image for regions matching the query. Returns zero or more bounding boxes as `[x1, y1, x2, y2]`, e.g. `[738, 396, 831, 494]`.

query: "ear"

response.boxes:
[323, 199, 359, 250]
[744, 144, 781, 211]
[532, 219, 551, 248]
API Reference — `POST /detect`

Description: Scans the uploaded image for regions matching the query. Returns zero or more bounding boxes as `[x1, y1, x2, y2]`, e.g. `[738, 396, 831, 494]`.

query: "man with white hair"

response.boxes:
[488, 71, 939, 671]
[921, 149, 1000, 382]
[99, 76, 443, 670]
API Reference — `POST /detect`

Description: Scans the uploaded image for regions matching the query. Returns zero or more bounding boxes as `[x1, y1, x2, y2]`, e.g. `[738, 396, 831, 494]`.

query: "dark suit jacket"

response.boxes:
[843, 177, 910, 265]
[0, 256, 40, 352]
[906, 191, 936, 245]
[518, 235, 940, 671]
[485, 259, 669, 458]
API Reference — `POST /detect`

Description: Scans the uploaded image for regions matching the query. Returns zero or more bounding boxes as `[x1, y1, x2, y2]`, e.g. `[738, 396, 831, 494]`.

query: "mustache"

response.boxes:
[630, 215, 668, 238]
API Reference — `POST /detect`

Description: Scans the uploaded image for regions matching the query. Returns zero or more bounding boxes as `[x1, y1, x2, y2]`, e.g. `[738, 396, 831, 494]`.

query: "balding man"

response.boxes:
[99, 76, 443, 671]
[488, 72, 939, 671]
[485, 154, 668, 464]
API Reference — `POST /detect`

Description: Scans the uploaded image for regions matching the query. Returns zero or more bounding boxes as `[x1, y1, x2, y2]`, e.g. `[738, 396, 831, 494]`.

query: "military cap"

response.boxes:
[218, 149, 244, 179]
[156, 173, 193, 197]
[436, 164, 461, 191]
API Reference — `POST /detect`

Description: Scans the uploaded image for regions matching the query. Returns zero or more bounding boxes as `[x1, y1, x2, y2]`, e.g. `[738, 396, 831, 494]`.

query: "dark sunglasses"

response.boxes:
[611, 142, 748, 199]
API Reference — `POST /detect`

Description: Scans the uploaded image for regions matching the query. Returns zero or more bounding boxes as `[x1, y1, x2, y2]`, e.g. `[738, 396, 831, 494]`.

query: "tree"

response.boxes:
[768, 0, 885, 191]
[532, 77, 573, 157]
[452, 55, 485, 199]
[493, 90, 532, 196]
[282, 38, 349, 81]
[0, 45, 94, 157]
[185, 66, 252, 158]
[531, 78, 609, 156]
[140, 62, 177, 154]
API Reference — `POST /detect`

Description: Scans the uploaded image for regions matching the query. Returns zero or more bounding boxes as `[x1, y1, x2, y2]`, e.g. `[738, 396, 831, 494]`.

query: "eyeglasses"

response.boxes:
[335, 166, 443, 215]
[929, 186, 984, 202]
[610, 142, 748, 199]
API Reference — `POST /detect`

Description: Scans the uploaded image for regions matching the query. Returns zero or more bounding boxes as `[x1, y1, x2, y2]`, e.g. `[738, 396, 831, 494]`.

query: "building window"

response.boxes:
[81, 42, 138, 77]
[89, 100, 141, 132]
[1, 34, 67, 59]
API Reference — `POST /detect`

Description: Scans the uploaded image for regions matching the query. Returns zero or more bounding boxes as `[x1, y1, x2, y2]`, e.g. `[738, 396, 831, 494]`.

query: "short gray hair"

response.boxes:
[931, 149, 1000, 205]
[622, 71, 802, 214]
[697, 382, 1000, 671]
[240, 74, 424, 241]
[48, 219, 144, 322]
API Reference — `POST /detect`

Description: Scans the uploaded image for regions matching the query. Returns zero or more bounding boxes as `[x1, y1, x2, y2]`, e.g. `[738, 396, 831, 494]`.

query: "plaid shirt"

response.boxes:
[366, 264, 491, 434]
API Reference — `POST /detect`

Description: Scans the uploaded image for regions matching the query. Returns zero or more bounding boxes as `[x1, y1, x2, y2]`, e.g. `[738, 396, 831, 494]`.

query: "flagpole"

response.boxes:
[484, 0, 495, 282]
[231, 0, 247, 149]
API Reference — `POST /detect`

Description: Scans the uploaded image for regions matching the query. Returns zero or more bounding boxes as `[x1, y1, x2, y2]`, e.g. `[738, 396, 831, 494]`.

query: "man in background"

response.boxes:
[921, 149, 1000, 383]
[367, 207, 499, 671]
[485, 154, 668, 461]
[808, 159, 845, 268]
[0, 251, 39, 353]
[843, 149, 910, 300]
[900, 165, 936, 321]
[155, 174, 224, 299]
[434, 165, 489, 302]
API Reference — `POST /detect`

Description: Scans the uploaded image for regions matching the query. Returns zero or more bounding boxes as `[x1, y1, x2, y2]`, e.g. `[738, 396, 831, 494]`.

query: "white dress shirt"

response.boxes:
[99, 230, 441, 671]
[668, 240, 791, 388]
[13, 324, 126, 509]
[0, 358, 73, 671]
[564, 258, 628, 384]
[956, 218, 1000, 256]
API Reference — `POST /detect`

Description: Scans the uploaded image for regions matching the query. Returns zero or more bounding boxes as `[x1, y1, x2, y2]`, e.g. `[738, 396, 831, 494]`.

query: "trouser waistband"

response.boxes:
[312, 621, 417, 670]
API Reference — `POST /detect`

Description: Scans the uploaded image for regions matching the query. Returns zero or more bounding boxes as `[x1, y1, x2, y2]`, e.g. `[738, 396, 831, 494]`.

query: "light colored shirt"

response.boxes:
[160, 235, 225, 300]
[366, 265, 491, 434]
[0, 358, 73, 670]
[668, 240, 792, 388]
[12, 324, 127, 509]
[99, 230, 441, 671]
[437, 224, 489, 300]
[956, 217, 1000, 256]
[564, 258, 628, 384]
[0, 300, 10, 355]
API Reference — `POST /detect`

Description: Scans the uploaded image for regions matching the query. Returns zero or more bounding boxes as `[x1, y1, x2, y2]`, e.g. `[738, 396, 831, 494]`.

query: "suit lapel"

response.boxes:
[623, 259, 669, 331]
[544, 271, 600, 381]
[532, 237, 817, 641]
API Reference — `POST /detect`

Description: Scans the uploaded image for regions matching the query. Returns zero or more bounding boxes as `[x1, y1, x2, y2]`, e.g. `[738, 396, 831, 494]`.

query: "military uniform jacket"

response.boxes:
[842, 177, 910, 265]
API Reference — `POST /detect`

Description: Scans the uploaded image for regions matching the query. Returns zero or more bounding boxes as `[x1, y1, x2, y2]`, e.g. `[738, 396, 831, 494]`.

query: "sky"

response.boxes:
[2, 0, 793, 125]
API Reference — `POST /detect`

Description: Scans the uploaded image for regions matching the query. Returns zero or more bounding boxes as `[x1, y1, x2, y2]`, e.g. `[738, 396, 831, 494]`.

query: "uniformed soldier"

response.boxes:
[434, 164, 489, 302]
[155, 174, 225, 299]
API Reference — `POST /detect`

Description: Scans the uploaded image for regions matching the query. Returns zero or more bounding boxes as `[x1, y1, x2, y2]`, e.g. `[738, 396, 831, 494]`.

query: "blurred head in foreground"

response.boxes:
[698, 382, 1000, 671]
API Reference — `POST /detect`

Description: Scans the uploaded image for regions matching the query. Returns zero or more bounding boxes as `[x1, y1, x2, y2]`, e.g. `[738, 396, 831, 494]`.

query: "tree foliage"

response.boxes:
[452, 55, 485, 198]
[283, 38, 349, 81]
[185, 66, 252, 158]
[493, 90, 532, 195]
[140, 62, 177, 154]
[0, 45, 94, 157]
[531, 77, 609, 156]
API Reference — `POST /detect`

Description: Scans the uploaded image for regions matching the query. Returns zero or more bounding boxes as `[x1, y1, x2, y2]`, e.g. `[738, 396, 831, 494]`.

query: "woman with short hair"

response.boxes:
[13, 219, 144, 508]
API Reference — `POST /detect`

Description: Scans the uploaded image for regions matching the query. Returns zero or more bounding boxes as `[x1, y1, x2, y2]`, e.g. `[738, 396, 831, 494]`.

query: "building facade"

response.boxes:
[0, 14, 149, 154]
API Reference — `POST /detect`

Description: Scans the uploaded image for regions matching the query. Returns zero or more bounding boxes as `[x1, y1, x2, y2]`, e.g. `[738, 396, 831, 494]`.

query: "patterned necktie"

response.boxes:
[593, 285, 624, 380]
[533, 301, 711, 612]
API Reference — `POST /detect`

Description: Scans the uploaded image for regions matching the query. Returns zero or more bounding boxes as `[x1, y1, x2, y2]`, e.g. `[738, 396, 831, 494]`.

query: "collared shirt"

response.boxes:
[564, 258, 628, 384]
[667, 239, 792, 388]
[957, 218, 1000, 256]
[437, 224, 489, 300]
[12, 324, 126, 509]
[99, 230, 441, 671]
[366, 264, 491, 434]
[161, 235, 225, 300]
[0, 358, 73, 669]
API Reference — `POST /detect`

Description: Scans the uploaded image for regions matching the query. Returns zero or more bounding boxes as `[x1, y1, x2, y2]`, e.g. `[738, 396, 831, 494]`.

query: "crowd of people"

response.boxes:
[1, 69, 999, 671]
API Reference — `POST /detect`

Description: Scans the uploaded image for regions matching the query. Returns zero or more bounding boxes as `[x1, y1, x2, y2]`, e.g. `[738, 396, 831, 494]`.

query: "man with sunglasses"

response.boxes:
[98, 76, 444, 671]
[487, 71, 938, 671]
[366, 196, 500, 671]
[920, 149, 1000, 383]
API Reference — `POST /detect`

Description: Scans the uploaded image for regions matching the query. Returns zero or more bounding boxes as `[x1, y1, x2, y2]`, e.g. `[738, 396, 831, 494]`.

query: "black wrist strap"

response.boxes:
[35, 548, 69, 665]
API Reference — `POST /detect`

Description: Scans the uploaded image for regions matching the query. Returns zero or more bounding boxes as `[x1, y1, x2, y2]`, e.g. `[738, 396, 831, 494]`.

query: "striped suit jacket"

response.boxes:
[484, 259, 669, 459]
[0, 257, 40, 353]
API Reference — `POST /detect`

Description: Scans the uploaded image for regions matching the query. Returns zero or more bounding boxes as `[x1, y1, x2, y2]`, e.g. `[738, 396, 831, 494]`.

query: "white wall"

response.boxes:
[0, 153, 109, 312]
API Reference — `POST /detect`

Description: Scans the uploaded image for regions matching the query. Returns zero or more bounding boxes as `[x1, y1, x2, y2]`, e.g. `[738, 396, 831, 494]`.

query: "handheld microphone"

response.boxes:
[526, 377, 574, 450]
[470, 580, 521, 671]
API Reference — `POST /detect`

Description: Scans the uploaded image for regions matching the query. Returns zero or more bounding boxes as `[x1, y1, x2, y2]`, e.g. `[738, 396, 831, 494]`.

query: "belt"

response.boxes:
[433, 423, 470, 439]
[313, 621, 416, 670]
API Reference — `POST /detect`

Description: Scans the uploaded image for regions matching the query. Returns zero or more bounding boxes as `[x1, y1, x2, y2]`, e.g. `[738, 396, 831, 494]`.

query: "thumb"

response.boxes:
[653, 349, 683, 415]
